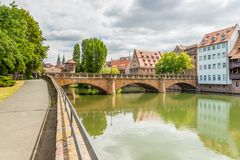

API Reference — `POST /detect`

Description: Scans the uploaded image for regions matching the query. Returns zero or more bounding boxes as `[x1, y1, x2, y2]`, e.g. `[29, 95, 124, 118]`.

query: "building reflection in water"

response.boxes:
[197, 98, 236, 158]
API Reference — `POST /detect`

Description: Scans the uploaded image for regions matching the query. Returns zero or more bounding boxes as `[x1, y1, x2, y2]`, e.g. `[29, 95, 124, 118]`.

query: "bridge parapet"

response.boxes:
[46, 72, 197, 94]
[45, 72, 197, 80]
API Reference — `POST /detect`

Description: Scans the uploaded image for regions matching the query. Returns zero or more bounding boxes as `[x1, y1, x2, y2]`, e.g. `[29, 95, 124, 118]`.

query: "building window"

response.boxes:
[208, 75, 211, 81]
[203, 55, 206, 60]
[212, 45, 215, 50]
[217, 63, 221, 69]
[222, 52, 226, 58]
[217, 53, 221, 58]
[223, 74, 226, 81]
[204, 65, 207, 70]
[199, 56, 202, 61]
[208, 64, 211, 69]
[236, 81, 239, 87]
[208, 55, 211, 60]
[223, 63, 226, 68]
[199, 48, 202, 53]
[217, 44, 220, 49]
[218, 75, 221, 81]
[213, 75, 216, 81]
[204, 75, 207, 81]
[212, 54, 216, 59]
[200, 75, 202, 81]
[222, 43, 226, 48]
[199, 65, 202, 70]
[213, 64, 216, 69]
[203, 47, 206, 52]
[207, 46, 211, 50]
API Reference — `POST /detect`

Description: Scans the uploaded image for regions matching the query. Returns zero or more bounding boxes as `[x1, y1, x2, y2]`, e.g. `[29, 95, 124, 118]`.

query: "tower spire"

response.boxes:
[62, 54, 65, 65]
[57, 53, 61, 67]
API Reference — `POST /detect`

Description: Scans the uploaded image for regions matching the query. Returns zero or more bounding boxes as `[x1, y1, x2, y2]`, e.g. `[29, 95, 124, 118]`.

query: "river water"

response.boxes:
[65, 87, 240, 160]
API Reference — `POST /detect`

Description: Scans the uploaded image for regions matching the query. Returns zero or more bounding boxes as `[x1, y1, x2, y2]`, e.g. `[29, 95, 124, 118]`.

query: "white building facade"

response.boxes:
[198, 24, 239, 85]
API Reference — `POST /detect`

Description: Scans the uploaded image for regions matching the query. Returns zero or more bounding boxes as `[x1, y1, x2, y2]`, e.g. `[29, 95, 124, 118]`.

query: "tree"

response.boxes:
[155, 52, 192, 74]
[100, 67, 120, 74]
[0, 30, 24, 75]
[0, 3, 48, 78]
[72, 43, 81, 72]
[81, 38, 107, 73]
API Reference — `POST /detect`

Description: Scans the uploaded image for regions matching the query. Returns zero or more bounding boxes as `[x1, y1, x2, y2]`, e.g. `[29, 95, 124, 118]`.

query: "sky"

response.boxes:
[1, 0, 240, 64]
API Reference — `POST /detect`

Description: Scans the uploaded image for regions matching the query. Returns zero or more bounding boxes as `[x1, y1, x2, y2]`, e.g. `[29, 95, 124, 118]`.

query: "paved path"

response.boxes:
[0, 80, 49, 160]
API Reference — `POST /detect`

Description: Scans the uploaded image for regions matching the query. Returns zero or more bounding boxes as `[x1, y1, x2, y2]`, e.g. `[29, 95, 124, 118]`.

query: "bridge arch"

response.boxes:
[115, 79, 160, 93]
[54, 78, 109, 94]
[165, 81, 197, 91]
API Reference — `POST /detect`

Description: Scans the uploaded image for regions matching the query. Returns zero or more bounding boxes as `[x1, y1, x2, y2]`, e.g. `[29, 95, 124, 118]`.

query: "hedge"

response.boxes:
[0, 76, 16, 87]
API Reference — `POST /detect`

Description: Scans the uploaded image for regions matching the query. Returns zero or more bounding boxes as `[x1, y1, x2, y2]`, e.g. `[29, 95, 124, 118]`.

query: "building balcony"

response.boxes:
[229, 61, 240, 69]
[230, 73, 240, 80]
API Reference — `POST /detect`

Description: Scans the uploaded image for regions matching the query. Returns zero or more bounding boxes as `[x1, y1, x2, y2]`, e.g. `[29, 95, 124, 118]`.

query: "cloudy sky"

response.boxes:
[2, 0, 240, 64]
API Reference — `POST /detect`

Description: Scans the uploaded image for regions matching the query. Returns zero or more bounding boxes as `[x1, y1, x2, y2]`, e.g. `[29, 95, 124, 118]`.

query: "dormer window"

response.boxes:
[211, 36, 216, 42]
[221, 33, 226, 40]
[202, 39, 207, 44]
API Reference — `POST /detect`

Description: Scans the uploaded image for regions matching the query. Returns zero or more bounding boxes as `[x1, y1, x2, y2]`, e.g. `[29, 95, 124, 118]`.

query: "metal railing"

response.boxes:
[60, 88, 98, 160]
[49, 76, 98, 160]
[45, 72, 197, 80]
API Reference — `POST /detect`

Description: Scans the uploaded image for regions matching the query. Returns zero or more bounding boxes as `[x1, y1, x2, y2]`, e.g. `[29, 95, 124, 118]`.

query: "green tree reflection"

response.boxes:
[80, 112, 107, 138]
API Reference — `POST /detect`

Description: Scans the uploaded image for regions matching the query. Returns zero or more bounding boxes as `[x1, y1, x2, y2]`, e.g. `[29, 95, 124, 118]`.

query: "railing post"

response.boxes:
[70, 111, 73, 136]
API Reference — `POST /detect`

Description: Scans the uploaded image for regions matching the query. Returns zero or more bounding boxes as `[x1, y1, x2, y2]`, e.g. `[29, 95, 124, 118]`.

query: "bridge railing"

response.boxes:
[45, 72, 197, 80]
[59, 87, 98, 160]
[48, 76, 98, 160]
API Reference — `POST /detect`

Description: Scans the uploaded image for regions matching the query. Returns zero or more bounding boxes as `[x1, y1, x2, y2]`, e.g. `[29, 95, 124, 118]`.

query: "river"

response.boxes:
[65, 87, 240, 160]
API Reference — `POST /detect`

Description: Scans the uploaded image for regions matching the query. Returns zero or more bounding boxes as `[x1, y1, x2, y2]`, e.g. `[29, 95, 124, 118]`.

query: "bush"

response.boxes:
[0, 76, 16, 87]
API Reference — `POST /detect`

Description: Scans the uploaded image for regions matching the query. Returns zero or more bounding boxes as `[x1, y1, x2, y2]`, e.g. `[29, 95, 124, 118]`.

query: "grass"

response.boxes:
[0, 80, 25, 102]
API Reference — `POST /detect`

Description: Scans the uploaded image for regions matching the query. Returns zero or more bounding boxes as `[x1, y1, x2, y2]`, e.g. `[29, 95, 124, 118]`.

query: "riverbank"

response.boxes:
[0, 81, 25, 102]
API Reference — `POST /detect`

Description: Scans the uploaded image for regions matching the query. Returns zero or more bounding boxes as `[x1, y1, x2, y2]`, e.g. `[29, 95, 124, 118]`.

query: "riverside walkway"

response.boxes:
[0, 80, 49, 160]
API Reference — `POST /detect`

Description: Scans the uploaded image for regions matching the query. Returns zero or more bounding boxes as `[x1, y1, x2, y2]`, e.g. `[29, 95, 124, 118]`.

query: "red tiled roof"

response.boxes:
[65, 59, 76, 64]
[229, 31, 240, 59]
[111, 59, 131, 69]
[134, 49, 162, 68]
[174, 44, 198, 52]
[199, 25, 237, 47]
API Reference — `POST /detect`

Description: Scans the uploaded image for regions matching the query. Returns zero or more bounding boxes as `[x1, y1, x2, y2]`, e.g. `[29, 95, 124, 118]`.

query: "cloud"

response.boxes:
[1, 0, 240, 64]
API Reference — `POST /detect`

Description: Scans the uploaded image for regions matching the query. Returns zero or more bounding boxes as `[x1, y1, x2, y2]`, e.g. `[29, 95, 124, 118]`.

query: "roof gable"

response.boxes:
[199, 25, 237, 47]
[134, 49, 161, 68]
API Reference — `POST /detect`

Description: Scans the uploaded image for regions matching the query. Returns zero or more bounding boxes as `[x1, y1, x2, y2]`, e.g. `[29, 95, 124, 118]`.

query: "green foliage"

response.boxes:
[72, 43, 81, 72]
[0, 76, 16, 87]
[100, 67, 120, 74]
[0, 30, 24, 75]
[81, 38, 107, 73]
[0, 3, 48, 78]
[155, 52, 192, 74]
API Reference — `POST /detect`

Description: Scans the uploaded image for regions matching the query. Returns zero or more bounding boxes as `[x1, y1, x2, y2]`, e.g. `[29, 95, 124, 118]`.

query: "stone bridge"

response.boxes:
[47, 73, 197, 94]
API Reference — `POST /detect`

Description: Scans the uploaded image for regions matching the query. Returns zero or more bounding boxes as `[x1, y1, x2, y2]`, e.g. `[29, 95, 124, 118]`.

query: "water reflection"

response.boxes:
[65, 87, 240, 160]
